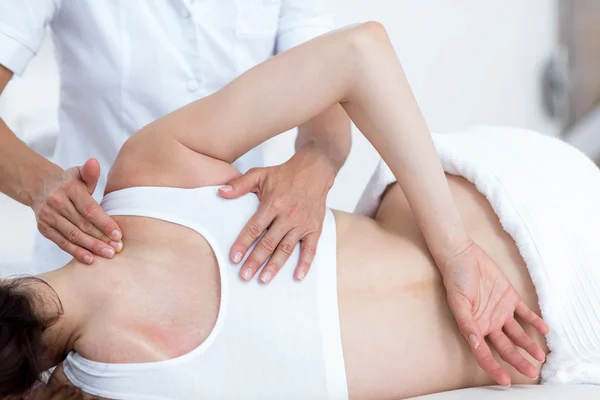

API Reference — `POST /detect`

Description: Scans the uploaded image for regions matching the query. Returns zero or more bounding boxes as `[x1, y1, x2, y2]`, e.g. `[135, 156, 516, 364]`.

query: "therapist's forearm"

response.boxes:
[0, 117, 62, 206]
[296, 104, 351, 173]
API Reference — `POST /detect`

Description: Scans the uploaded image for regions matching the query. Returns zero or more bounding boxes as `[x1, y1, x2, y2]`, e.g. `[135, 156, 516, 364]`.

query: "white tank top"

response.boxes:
[62, 186, 348, 400]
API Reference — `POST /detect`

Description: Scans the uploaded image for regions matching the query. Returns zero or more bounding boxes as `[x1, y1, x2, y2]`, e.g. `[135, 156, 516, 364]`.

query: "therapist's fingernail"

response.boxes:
[101, 248, 115, 258]
[261, 271, 272, 284]
[83, 255, 93, 265]
[296, 270, 306, 281]
[219, 185, 232, 193]
[111, 230, 122, 241]
[233, 251, 242, 264]
[469, 334, 480, 349]
[242, 268, 252, 281]
[110, 241, 123, 252]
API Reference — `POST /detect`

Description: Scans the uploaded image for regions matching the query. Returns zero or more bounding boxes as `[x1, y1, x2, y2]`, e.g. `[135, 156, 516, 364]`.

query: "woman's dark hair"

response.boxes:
[0, 277, 63, 397]
[3, 382, 100, 400]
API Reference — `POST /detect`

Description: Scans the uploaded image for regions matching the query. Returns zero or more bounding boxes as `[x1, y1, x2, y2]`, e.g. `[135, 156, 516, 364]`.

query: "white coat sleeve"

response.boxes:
[275, 0, 335, 54]
[0, 0, 63, 76]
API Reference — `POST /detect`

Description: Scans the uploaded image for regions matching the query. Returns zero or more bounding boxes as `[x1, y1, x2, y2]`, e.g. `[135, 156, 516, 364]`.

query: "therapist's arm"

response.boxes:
[296, 105, 351, 167]
[0, 64, 121, 264]
[220, 104, 350, 283]
[218, 0, 350, 283]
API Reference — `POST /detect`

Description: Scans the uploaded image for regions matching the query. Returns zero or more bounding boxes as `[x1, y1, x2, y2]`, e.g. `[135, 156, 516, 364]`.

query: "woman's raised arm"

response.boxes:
[136, 22, 469, 264]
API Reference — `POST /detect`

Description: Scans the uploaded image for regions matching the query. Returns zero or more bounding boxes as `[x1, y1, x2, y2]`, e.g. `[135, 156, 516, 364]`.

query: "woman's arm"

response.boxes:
[116, 22, 469, 264]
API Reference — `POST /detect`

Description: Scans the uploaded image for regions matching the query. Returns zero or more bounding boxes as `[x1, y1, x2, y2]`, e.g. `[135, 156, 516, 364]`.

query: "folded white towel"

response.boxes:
[354, 159, 397, 218]
[356, 126, 600, 385]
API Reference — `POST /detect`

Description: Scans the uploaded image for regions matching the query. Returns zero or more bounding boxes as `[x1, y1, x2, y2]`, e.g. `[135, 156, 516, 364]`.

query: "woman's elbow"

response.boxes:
[346, 21, 392, 55]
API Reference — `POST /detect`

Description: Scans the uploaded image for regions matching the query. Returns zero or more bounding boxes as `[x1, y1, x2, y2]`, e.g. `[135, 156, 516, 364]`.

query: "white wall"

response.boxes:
[0, 39, 59, 272]
[0, 39, 59, 152]
[0, 1, 558, 268]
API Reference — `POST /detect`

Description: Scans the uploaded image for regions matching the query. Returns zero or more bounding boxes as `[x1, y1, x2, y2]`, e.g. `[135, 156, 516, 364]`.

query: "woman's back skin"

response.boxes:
[53, 171, 547, 400]
[336, 175, 547, 398]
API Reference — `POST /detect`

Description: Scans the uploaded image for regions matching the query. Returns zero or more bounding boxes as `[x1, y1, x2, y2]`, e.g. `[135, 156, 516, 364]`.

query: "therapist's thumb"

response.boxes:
[219, 168, 262, 199]
[79, 158, 101, 194]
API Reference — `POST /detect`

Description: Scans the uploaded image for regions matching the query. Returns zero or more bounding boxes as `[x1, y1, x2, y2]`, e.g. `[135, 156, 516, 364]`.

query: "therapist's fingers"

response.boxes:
[37, 222, 95, 265]
[76, 159, 122, 242]
[52, 214, 115, 262]
[55, 202, 119, 258]
[295, 232, 320, 281]
[230, 205, 273, 266]
[79, 158, 101, 194]
[489, 330, 539, 380]
[260, 228, 304, 284]
[240, 219, 288, 282]
[219, 168, 263, 199]
[70, 186, 122, 243]
[60, 198, 122, 251]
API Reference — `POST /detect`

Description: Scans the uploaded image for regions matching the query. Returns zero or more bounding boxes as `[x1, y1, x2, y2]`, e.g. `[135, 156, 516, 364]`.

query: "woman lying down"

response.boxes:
[2, 22, 599, 400]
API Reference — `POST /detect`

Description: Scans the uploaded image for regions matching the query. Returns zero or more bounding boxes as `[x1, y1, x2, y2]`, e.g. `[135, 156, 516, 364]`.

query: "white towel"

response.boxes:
[356, 126, 600, 385]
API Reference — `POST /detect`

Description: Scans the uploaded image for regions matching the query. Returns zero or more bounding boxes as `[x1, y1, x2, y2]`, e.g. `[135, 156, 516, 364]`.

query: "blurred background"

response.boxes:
[1, 0, 600, 270]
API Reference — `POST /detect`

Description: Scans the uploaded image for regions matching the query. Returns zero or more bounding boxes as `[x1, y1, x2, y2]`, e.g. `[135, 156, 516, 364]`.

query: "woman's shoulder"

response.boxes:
[105, 128, 241, 195]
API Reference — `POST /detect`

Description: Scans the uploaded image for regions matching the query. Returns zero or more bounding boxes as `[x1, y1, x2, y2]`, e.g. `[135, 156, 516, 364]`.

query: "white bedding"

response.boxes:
[410, 385, 600, 399]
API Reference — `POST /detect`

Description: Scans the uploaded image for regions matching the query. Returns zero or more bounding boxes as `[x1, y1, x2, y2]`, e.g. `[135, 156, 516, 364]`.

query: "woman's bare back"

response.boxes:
[68, 174, 547, 400]
[335, 174, 548, 399]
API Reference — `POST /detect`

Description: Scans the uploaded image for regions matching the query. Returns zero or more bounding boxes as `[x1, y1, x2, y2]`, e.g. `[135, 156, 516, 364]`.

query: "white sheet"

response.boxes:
[409, 384, 600, 399]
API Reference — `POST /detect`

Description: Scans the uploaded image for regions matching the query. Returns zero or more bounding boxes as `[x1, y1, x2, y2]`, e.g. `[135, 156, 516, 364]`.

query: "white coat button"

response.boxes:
[187, 79, 200, 92]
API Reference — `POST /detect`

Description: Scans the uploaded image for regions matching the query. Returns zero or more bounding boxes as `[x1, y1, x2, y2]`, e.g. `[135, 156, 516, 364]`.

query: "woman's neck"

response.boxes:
[35, 245, 182, 367]
[37, 260, 94, 367]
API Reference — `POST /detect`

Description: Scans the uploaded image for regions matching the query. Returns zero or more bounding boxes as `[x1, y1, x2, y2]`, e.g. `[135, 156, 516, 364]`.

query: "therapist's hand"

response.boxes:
[441, 240, 549, 386]
[32, 158, 123, 265]
[219, 148, 336, 284]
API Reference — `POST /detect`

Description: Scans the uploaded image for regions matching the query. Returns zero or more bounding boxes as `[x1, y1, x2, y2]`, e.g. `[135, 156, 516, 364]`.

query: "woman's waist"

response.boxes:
[335, 211, 442, 312]
[333, 198, 545, 398]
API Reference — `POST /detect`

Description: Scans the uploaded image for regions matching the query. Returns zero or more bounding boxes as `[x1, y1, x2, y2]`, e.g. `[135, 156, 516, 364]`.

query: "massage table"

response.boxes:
[410, 384, 600, 399]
